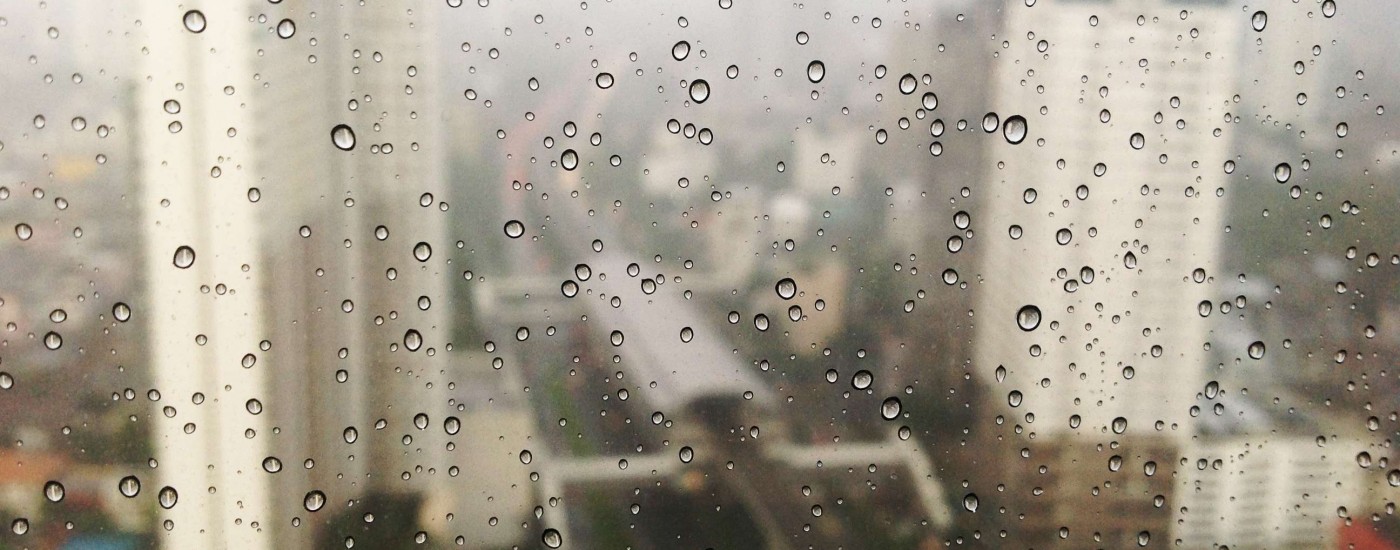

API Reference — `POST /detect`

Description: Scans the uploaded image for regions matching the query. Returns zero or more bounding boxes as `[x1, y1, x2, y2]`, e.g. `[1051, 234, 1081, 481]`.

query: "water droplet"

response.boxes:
[1002, 115, 1026, 144]
[561, 280, 579, 298]
[1016, 305, 1041, 331]
[898, 73, 916, 94]
[1008, 390, 1023, 407]
[1130, 132, 1145, 150]
[775, 278, 797, 300]
[1274, 163, 1291, 183]
[922, 92, 938, 110]
[10, 518, 28, 535]
[445, 416, 461, 435]
[1137, 530, 1151, 547]
[1250, 10, 1267, 32]
[679, 327, 694, 343]
[503, 220, 525, 238]
[520, 449, 533, 464]
[672, 40, 690, 61]
[754, 314, 770, 331]
[331, 124, 356, 151]
[542, 528, 563, 548]
[14, 223, 32, 241]
[343, 426, 359, 443]
[1389, 470, 1400, 487]
[44, 480, 65, 502]
[413, 242, 432, 262]
[963, 493, 979, 513]
[304, 490, 326, 512]
[880, 397, 901, 420]
[276, 18, 295, 39]
[113, 302, 132, 322]
[43, 331, 62, 350]
[688, 79, 710, 103]
[806, 60, 824, 83]
[1112, 417, 1127, 434]
[852, 370, 873, 390]
[561, 149, 579, 171]
[262, 457, 282, 473]
[183, 10, 207, 33]
[1322, 0, 1336, 17]
[982, 112, 1000, 133]
[119, 476, 141, 497]
[158, 486, 179, 509]
[679, 446, 694, 463]
[1247, 341, 1266, 360]
[595, 72, 614, 89]
[404, 329, 423, 352]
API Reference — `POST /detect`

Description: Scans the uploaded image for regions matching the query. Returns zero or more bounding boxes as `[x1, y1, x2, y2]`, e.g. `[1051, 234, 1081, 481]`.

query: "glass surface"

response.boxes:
[0, 0, 1396, 548]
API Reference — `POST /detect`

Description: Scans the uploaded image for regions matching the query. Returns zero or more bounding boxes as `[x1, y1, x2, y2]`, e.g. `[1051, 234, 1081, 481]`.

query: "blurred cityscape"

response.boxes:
[0, 0, 1398, 548]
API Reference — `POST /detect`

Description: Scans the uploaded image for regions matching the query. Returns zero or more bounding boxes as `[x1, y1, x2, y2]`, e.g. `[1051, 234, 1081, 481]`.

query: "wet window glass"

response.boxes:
[0, 0, 1395, 548]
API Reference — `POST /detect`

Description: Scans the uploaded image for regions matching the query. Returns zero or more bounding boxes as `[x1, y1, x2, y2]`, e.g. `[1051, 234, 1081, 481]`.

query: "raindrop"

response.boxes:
[444, 416, 461, 435]
[276, 18, 295, 39]
[679, 446, 695, 463]
[262, 457, 282, 473]
[898, 73, 916, 94]
[43, 331, 62, 350]
[542, 528, 563, 548]
[595, 72, 614, 89]
[1274, 163, 1291, 183]
[963, 493, 979, 513]
[981, 112, 1000, 133]
[1247, 341, 1266, 360]
[173, 246, 196, 269]
[331, 124, 356, 151]
[671, 41, 690, 61]
[1130, 133, 1145, 150]
[880, 397, 901, 420]
[1002, 115, 1026, 144]
[688, 79, 710, 103]
[15, 223, 32, 241]
[10, 518, 28, 535]
[1016, 305, 1041, 331]
[561, 280, 579, 298]
[561, 149, 579, 170]
[183, 10, 207, 33]
[1250, 10, 1267, 32]
[44, 480, 65, 502]
[113, 302, 132, 322]
[754, 314, 770, 331]
[158, 486, 179, 509]
[806, 60, 825, 83]
[852, 370, 873, 390]
[503, 220, 525, 238]
[922, 92, 938, 110]
[413, 242, 432, 262]
[775, 278, 797, 300]
[404, 329, 423, 352]
[119, 476, 141, 497]
[304, 490, 326, 512]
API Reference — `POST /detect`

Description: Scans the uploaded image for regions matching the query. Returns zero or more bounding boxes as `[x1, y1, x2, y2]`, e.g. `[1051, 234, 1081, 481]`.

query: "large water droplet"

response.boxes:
[688, 79, 710, 103]
[304, 490, 326, 512]
[542, 528, 563, 548]
[14, 223, 32, 241]
[262, 457, 282, 473]
[775, 277, 797, 300]
[444, 416, 461, 435]
[10, 518, 28, 535]
[404, 329, 423, 352]
[679, 446, 694, 463]
[1016, 305, 1041, 331]
[1130, 132, 1145, 150]
[113, 302, 132, 322]
[172, 246, 196, 269]
[503, 220, 525, 238]
[331, 124, 356, 151]
[1247, 341, 1266, 360]
[183, 10, 207, 33]
[595, 72, 614, 89]
[158, 486, 179, 509]
[43, 331, 62, 350]
[672, 40, 690, 61]
[118, 475, 141, 497]
[413, 242, 432, 262]
[898, 73, 916, 94]
[276, 18, 295, 39]
[561, 149, 579, 170]
[1250, 10, 1267, 32]
[1002, 115, 1027, 144]
[880, 397, 902, 420]
[806, 60, 825, 83]
[1274, 162, 1291, 183]
[852, 370, 873, 390]
[43, 480, 65, 502]
[963, 493, 979, 513]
